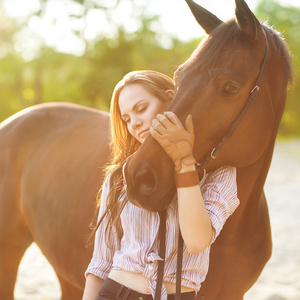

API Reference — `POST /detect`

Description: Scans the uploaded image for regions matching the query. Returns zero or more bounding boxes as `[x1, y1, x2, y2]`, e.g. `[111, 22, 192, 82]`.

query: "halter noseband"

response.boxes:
[196, 39, 269, 173]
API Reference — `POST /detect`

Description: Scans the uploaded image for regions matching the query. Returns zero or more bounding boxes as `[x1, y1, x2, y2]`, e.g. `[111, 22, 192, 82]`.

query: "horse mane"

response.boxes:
[263, 22, 295, 86]
[174, 19, 294, 88]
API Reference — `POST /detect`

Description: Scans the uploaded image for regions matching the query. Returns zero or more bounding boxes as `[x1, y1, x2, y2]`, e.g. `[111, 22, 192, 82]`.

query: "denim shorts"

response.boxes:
[96, 277, 196, 300]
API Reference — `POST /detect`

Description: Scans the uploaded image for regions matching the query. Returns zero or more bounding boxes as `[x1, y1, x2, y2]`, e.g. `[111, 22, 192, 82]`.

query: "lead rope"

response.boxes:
[176, 231, 184, 300]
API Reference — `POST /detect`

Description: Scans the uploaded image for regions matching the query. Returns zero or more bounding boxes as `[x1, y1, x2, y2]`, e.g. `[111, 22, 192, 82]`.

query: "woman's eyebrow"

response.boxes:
[121, 100, 146, 118]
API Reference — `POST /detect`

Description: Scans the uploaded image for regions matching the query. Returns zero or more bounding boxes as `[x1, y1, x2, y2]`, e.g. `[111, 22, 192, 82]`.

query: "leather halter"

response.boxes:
[196, 40, 269, 174]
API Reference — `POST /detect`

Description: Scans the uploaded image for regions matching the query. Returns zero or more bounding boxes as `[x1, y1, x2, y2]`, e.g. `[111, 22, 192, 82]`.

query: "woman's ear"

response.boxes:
[165, 89, 175, 102]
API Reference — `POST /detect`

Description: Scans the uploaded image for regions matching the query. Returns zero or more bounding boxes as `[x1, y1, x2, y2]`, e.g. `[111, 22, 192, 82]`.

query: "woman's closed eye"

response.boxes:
[137, 104, 147, 113]
[121, 103, 147, 124]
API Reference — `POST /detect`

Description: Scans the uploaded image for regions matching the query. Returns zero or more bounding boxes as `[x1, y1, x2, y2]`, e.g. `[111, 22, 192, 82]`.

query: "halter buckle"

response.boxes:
[251, 85, 260, 93]
[211, 148, 217, 159]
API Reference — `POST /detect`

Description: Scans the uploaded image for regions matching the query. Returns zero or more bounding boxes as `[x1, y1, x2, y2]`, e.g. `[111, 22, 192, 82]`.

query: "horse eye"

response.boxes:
[223, 84, 240, 95]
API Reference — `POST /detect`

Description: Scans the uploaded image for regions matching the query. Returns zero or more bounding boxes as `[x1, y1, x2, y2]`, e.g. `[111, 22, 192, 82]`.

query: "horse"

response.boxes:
[0, 102, 110, 299]
[123, 0, 293, 299]
[0, 1, 293, 300]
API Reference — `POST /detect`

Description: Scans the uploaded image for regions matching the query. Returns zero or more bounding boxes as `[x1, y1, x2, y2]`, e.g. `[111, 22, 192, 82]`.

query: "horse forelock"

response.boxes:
[175, 20, 244, 87]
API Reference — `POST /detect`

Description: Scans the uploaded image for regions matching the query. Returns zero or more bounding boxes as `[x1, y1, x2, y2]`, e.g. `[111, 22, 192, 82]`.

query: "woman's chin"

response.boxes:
[139, 132, 150, 143]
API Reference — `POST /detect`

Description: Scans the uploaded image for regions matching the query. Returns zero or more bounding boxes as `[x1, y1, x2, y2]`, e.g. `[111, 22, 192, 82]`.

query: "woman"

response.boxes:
[83, 70, 239, 300]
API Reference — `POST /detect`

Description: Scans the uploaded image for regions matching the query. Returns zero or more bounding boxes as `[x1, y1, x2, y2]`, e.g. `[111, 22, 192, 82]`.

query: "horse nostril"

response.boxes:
[134, 167, 157, 197]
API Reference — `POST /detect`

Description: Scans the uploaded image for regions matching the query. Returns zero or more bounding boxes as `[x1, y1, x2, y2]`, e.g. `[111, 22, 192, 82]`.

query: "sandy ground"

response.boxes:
[13, 140, 300, 300]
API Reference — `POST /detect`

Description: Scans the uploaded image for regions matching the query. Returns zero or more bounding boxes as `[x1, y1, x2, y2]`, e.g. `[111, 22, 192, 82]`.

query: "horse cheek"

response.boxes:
[219, 93, 275, 168]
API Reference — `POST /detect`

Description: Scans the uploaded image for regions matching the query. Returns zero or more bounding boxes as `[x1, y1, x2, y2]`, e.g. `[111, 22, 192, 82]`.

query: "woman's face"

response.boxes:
[118, 83, 170, 143]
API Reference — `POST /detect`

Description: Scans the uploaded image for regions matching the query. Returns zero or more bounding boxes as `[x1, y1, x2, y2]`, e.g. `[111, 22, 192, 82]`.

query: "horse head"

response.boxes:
[124, 0, 293, 212]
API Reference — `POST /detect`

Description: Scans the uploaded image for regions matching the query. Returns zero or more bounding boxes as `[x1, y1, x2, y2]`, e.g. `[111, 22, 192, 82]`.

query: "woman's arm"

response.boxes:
[83, 174, 119, 299]
[82, 274, 104, 300]
[150, 112, 213, 254]
[150, 112, 239, 254]
[176, 163, 213, 254]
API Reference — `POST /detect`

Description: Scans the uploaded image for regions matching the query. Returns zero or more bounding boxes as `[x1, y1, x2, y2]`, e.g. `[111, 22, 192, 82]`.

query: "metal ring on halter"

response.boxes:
[251, 85, 260, 93]
[199, 168, 206, 184]
[211, 148, 217, 159]
[195, 165, 206, 184]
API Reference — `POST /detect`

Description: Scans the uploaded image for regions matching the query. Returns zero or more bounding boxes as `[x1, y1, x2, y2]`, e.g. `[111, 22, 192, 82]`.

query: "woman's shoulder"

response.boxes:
[100, 172, 114, 202]
[101, 172, 112, 192]
[103, 168, 121, 189]
[202, 165, 236, 187]
[207, 165, 235, 178]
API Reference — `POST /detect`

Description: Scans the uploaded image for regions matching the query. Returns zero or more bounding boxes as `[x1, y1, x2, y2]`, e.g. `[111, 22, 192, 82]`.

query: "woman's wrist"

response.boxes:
[174, 163, 199, 188]
[177, 162, 196, 174]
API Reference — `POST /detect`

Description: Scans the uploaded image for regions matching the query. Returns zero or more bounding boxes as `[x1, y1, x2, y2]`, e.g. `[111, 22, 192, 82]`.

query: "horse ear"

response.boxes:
[185, 0, 223, 34]
[235, 0, 262, 39]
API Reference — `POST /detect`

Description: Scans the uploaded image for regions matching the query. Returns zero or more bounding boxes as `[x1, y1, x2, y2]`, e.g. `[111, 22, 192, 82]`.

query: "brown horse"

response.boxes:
[124, 0, 293, 299]
[0, 1, 293, 300]
[0, 102, 110, 299]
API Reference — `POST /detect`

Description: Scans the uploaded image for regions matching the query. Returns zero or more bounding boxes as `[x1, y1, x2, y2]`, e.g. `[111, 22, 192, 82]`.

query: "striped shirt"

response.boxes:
[85, 166, 239, 300]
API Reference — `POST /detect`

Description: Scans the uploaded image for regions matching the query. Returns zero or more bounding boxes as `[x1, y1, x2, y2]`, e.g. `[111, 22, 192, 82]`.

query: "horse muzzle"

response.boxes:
[123, 143, 176, 212]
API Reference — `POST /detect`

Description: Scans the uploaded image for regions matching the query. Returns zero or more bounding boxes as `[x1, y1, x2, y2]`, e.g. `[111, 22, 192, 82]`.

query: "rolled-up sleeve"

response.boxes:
[85, 174, 120, 279]
[201, 166, 239, 244]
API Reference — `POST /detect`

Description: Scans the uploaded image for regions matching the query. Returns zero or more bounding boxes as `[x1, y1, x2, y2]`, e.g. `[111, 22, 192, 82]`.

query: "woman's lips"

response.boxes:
[138, 129, 149, 139]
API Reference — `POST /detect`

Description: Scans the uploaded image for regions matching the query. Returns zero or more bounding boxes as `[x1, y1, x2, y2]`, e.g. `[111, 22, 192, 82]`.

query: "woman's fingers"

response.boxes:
[151, 112, 190, 140]
[163, 111, 181, 125]
[185, 115, 194, 134]
[155, 114, 171, 128]
[150, 126, 159, 138]
[151, 118, 166, 135]
[150, 126, 167, 145]
[153, 112, 182, 131]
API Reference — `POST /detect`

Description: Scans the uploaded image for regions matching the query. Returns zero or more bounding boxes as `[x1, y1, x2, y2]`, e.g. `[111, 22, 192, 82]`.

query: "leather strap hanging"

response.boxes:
[176, 231, 184, 300]
[155, 209, 184, 300]
[155, 210, 167, 300]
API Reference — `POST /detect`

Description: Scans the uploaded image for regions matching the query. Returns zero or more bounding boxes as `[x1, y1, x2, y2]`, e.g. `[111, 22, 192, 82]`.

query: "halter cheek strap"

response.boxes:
[196, 40, 269, 172]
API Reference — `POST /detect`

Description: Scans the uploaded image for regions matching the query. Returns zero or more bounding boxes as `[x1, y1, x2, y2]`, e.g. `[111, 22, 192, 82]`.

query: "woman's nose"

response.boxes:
[131, 117, 142, 129]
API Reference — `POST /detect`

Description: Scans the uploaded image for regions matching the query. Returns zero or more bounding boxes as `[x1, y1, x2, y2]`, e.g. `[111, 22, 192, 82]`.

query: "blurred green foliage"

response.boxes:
[0, 0, 299, 137]
[255, 0, 300, 137]
[0, 5, 198, 117]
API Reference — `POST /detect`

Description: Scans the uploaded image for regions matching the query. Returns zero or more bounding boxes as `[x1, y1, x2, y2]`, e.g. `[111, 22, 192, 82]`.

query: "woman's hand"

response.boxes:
[150, 111, 196, 172]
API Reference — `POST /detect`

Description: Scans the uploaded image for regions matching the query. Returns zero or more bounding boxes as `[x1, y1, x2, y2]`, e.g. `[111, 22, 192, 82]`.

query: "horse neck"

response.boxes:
[236, 129, 278, 222]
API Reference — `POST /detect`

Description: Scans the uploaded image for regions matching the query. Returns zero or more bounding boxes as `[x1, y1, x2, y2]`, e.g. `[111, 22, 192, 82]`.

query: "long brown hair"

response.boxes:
[90, 70, 175, 245]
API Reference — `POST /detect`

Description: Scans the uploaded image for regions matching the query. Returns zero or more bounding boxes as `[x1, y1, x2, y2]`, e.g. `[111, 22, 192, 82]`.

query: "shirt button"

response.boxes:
[149, 265, 153, 270]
